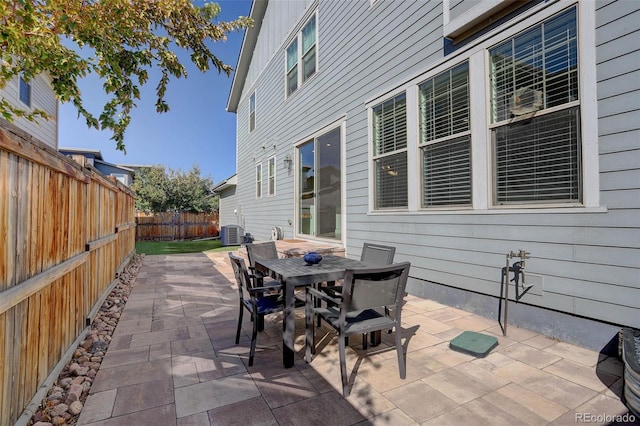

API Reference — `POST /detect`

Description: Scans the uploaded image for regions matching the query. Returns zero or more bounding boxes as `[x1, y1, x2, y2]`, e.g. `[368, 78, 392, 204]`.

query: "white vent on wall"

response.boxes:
[510, 87, 543, 116]
[221, 225, 244, 246]
[271, 226, 284, 241]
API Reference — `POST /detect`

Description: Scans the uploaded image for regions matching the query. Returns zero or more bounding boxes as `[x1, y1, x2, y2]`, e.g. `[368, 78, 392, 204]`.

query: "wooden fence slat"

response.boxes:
[134, 212, 219, 241]
[0, 252, 89, 315]
[1, 123, 136, 426]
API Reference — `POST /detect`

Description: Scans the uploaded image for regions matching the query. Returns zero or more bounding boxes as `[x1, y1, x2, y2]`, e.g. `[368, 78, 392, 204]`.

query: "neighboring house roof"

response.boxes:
[94, 159, 136, 173]
[58, 147, 139, 185]
[116, 164, 152, 172]
[59, 147, 104, 161]
[226, 0, 268, 113]
[213, 174, 237, 193]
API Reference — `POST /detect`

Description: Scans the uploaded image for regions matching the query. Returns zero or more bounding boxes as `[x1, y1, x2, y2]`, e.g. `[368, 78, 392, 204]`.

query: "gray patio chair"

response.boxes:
[228, 252, 284, 366]
[245, 241, 280, 285]
[320, 243, 397, 342]
[246, 241, 306, 308]
[305, 262, 411, 397]
[322, 242, 396, 298]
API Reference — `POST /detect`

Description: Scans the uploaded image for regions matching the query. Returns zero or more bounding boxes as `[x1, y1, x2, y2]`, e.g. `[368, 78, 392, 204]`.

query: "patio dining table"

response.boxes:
[255, 254, 372, 368]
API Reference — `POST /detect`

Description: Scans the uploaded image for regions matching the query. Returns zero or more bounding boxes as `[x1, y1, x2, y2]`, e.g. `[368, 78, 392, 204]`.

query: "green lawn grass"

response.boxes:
[135, 239, 239, 255]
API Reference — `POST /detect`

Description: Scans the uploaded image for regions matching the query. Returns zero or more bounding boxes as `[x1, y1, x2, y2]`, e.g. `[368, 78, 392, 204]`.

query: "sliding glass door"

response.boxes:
[297, 127, 342, 240]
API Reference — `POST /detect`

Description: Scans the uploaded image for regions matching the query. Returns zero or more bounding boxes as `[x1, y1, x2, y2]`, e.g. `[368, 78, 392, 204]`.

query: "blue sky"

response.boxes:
[58, 0, 252, 184]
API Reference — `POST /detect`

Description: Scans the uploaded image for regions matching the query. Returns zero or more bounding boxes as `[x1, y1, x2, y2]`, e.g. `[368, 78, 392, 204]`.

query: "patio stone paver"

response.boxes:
[99, 345, 150, 368]
[76, 252, 636, 426]
[423, 397, 524, 426]
[111, 377, 175, 416]
[270, 391, 365, 425]
[499, 343, 562, 369]
[90, 358, 172, 393]
[384, 380, 459, 423]
[207, 396, 278, 425]
[482, 383, 569, 424]
[174, 373, 260, 418]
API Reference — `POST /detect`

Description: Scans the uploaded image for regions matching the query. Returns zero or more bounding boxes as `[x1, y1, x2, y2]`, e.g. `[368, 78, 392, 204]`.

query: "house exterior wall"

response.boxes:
[229, 0, 640, 350]
[0, 73, 58, 148]
[219, 186, 239, 228]
[94, 162, 134, 186]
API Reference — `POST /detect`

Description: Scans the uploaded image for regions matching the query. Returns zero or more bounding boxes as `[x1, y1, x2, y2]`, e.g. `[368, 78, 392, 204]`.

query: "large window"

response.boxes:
[419, 62, 471, 207]
[249, 92, 256, 132]
[255, 163, 262, 198]
[372, 93, 408, 209]
[268, 157, 276, 196]
[298, 127, 342, 239]
[490, 8, 580, 205]
[286, 14, 317, 97]
[19, 74, 31, 106]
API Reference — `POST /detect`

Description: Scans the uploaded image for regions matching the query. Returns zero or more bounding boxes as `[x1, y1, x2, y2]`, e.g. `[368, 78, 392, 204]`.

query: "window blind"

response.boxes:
[375, 153, 408, 209]
[419, 62, 471, 207]
[372, 93, 407, 209]
[373, 94, 407, 156]
[419, 62, 469, 141]
[422, 136, 472, 206]
[490, 8, 577, 123]
[494, 107, 581, 204]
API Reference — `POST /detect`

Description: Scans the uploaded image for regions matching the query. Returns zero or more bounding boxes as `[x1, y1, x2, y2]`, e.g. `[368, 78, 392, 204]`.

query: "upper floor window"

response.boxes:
[286, 14, 317, 97]
[372, 93, 408, 209]
[19, 74, 31, 107]
[489, 7, 580, 205]
[419, 61, 471, 207]
[249, 92, 256, 132]
[255, 163, 262, 198]
[268, 157, 276, 196]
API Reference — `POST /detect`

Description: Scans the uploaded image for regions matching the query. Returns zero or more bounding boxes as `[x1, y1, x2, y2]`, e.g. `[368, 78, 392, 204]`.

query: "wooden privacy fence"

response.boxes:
[0, 123, 136, 426]
[135, 211, 219, 241]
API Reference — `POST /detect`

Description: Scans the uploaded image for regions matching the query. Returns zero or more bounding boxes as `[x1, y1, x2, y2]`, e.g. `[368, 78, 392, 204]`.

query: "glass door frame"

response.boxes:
[293, 119, 346, 242]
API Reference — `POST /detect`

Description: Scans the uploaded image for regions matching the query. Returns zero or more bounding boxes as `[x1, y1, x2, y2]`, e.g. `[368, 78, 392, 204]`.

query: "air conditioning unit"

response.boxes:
[271, 226, 284, 241]
[221, 225, 244, 246]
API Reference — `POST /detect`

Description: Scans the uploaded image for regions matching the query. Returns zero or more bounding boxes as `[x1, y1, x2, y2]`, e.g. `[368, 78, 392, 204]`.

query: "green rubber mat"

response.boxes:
[449, 331, 498, 358]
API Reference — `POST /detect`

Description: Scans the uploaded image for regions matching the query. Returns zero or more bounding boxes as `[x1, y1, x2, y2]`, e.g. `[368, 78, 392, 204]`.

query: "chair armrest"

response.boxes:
[306, 286, 341, 306]
[249, 283, 282, 294]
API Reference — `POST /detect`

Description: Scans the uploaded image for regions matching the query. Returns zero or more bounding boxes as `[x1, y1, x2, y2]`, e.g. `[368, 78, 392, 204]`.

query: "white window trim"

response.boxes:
[255, 163, 262, 199]
[293, 116, 347, 243]
[249, 91, 256, 133]
[366, 0, 600, 214]
[284, 11, 319, 99]
[267, 156, 276, 197]
[369, 93, 410, 212]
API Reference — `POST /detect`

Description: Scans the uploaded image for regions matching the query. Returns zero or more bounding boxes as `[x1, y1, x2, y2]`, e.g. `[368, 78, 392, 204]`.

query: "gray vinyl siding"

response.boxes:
[218, 187, 239, 228]
[0, 74, 58, 148]
[231, 0, 640, 338]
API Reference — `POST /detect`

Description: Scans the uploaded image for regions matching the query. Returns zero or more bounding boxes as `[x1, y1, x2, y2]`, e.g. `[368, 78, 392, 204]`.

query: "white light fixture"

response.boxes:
[283, 154, 293, 171]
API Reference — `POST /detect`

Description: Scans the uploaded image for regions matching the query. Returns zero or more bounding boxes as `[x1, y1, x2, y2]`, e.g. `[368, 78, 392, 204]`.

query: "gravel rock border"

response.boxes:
[29, 253, 145, 426]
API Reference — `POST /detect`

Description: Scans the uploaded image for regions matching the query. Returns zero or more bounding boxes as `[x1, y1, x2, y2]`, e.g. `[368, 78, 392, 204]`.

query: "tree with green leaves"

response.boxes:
[132, 165, 218, 213]
[0, 0, 250, 151]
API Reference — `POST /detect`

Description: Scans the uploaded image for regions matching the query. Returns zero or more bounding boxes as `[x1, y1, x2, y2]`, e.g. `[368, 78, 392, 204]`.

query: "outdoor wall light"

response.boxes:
[283, 154, 293, 170]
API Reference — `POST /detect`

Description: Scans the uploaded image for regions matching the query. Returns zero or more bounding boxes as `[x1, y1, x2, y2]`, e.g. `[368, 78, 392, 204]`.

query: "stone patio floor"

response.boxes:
[76, 251, 636, 425]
